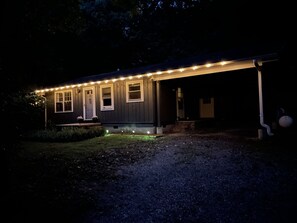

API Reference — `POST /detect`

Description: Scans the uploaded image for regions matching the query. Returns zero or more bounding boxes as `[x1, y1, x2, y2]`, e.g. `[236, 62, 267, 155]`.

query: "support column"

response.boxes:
[156, 81, 163, 134]
[255, 60, 273, 139]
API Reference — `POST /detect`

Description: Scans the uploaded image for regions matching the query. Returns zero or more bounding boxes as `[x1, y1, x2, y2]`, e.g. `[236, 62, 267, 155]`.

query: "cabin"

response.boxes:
[35, 46, 296, 138]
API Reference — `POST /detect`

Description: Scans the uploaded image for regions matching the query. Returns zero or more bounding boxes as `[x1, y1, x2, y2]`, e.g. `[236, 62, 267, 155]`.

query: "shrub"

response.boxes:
[25, 126, 105, 142]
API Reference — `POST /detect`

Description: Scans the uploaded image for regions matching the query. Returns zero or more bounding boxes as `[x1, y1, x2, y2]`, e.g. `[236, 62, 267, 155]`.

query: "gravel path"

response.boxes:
[84, 133, 297, 223]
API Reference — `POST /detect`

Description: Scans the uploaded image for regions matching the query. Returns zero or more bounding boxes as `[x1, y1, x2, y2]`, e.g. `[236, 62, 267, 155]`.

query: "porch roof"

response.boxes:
[35, 45, 280, 93]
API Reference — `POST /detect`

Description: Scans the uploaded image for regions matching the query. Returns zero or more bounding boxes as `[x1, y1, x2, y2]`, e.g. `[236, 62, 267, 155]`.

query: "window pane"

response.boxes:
[102, 87, 111, 97]
[129, 92, 141, 100]
[129, 84, 140, 91]
[55, 91, 72, 112]
[56, 93, 63, 102]
[64, 92, 71, 101]
[101, 85, 114, 110]
[126, 81, 143, 102]
[56, 102, 63, 112]
[103, 98, 112, 106]
[64, 101, 72, 111]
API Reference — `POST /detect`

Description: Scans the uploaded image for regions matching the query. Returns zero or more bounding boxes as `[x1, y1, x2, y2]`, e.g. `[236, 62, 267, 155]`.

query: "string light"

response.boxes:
[35, 60, 231, 93]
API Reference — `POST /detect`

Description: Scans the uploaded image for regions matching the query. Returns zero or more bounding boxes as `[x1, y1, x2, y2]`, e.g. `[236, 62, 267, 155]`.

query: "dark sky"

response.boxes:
[1, 0, 295, 90]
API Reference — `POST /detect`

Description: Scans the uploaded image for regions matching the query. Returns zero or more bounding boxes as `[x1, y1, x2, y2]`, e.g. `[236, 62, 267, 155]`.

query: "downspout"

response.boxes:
[254, 60, 273, 138]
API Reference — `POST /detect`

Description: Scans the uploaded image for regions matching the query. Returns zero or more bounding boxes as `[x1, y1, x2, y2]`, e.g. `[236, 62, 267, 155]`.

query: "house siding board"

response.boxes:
[46, 79, 155, 125]
[94, 86, 99, 117]
[99, 77, 155, 124]
[45, 92, 57, 123]
[74, 89, 83, 119]
[46, 91, 80, 124]
[46, 92, 55, 122]
[145, 78, 154, 122]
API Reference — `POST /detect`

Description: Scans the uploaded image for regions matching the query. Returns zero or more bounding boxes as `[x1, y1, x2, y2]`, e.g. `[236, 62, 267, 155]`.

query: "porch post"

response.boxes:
[156, 81, 161, 127]
[254, 60, 273, 138]
[156, 81, 163, 134]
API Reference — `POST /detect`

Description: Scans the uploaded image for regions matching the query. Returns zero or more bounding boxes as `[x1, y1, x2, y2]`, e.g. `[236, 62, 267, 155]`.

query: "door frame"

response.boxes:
[83, 86, 96, 120]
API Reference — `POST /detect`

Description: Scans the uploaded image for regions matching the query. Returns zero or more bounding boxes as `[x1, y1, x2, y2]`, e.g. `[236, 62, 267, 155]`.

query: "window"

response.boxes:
[55, 90, 73, 113]
[126, 80, 144, 102]
[100, 84, 114, 111]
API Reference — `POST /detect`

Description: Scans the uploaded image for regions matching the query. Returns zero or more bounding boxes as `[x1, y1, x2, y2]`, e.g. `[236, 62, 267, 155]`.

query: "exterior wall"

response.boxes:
[97, 77, 155, 125]
[45, 60, 296, 133]
[46, 88, 83, 125]
[46, 77, 156, 127]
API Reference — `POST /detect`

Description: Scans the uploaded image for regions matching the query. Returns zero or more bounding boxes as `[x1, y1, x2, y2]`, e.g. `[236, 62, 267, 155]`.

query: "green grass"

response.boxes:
[7, 133, 159, 222]
[19, 133, 157, 157]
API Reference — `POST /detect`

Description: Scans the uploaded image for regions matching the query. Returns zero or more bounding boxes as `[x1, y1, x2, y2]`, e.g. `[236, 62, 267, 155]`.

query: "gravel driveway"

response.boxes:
[83, 133, 297, 223]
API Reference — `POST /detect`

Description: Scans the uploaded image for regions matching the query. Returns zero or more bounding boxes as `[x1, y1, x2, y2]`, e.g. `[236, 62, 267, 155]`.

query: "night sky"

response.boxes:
[1, 0, 295, 90]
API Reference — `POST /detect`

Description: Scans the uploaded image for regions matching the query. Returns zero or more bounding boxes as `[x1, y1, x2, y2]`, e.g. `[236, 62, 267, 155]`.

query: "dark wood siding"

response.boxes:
[46, 88, 83, 124]
[98, 77, 155, 124]
[46, 77, 156, 125]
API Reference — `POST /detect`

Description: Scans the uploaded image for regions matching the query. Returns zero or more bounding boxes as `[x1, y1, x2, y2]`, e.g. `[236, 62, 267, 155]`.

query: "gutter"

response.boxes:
[254, 60, 273, 138]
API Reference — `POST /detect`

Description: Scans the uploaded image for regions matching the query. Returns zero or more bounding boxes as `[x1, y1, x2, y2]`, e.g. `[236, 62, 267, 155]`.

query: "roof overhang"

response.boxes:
[152, 56, 277, 81]
[35, 53, 278, 93]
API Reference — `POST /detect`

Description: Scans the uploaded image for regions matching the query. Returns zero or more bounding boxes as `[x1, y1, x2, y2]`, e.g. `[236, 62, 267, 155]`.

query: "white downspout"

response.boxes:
[254, 60, 273, 138]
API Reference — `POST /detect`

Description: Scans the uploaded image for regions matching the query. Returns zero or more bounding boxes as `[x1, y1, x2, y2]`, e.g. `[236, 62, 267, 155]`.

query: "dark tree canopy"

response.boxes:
[0, 0, 295, 148]
[2, 0, 294, 89]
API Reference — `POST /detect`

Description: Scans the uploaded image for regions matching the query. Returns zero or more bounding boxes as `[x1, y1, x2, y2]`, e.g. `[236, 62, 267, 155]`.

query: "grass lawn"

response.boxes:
[5, 134, 158, 223]
[18, 133, 156, 156]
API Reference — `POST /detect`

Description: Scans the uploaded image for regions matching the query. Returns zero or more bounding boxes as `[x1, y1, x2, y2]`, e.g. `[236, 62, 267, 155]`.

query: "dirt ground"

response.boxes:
[5, 130, 297, 223]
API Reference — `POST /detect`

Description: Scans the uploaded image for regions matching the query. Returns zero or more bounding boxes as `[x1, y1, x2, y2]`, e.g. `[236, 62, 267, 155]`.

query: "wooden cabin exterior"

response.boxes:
[36, 48, 296, 137]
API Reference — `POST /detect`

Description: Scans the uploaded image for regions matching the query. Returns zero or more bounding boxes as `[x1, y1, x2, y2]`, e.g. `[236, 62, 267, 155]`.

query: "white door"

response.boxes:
[83, 87, 96, 120]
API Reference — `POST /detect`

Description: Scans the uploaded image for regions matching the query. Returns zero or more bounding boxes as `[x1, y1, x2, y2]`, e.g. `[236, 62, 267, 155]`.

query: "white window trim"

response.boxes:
[126, 79, 144, 103]
[54, 90, 73, 113]
[100, 84, 114, 111]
